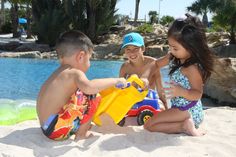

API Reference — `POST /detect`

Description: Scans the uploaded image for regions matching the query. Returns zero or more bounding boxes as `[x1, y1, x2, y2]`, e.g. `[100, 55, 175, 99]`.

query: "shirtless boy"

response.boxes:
[119, 32, 167, 109]
[37, 30, 127, 140]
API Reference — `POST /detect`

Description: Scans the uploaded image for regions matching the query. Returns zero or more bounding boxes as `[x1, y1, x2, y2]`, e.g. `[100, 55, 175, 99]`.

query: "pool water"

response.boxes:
[0, 58, 123, 125]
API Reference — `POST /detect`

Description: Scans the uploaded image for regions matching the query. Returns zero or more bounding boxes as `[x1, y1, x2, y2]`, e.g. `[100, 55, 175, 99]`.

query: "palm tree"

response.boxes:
[21, 0, 32, 38]
[1, 0, 6, 26]
[134, 0, 140, 26]
[187, 0, 212, 27]
[160, 15, 174, 26]
[8, 0, 21, 37]
[209, 0, 236, 44]
[86, 0, 101, 40]
[148, 11, 158, 24]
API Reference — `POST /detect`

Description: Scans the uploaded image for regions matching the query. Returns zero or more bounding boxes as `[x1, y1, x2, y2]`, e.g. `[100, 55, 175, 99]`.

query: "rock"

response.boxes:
[110, 25, 126, 32]
[213, 44, 236, 58]
[0, 51, 41, 58]
[41, 51, 57, 59]
[15, 43, 51, 52]
[94, 44, 121, 59]
[153, 24, 168, 35]
[145, 45, 167, 58]
[207, 32, 230, 48]
[204, 58, 236, 105]
[0, 41, 22, 51]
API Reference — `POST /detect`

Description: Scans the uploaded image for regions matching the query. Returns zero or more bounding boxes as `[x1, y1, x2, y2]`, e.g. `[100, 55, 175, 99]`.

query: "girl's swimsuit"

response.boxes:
[169, 65, 204, 128]
[41, 90, 101, 140]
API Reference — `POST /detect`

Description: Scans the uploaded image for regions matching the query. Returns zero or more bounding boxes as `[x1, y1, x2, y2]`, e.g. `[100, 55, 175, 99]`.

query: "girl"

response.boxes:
[144, 14, 214, 136]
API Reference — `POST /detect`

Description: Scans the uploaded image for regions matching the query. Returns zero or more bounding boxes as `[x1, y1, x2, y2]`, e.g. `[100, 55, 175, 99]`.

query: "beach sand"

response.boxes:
[0, 107, 236, 157]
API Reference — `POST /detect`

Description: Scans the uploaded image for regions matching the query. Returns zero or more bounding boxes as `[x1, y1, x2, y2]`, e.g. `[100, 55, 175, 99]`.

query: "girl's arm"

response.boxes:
[148, 53, 170, 82]
[155, 52, 171, 68]
[165, 65, 203, 101]
[74, 69, 127, 95]
[180, 65, 203, 100]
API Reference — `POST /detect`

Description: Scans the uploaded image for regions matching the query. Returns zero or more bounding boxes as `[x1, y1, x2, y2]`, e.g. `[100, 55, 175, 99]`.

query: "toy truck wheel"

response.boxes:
[118, 117, 126, 127]
[137, 110, 153, 125]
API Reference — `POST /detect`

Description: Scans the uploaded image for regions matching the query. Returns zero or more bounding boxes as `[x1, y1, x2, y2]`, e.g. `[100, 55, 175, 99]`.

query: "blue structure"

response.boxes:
[18, 18, 27, 24]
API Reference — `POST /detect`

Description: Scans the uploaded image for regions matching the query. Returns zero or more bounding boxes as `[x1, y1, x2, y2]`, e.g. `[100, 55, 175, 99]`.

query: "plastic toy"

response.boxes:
[93, 74, 148, 126]
[118, 89, 161, 126]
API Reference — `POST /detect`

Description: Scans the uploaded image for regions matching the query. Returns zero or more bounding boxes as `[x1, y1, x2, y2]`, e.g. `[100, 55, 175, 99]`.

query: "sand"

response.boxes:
[0, 107, 236, 157]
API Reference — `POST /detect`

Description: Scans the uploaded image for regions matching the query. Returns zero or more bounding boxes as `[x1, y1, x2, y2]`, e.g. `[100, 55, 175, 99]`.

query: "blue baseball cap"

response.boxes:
[121, 32, 144, 49]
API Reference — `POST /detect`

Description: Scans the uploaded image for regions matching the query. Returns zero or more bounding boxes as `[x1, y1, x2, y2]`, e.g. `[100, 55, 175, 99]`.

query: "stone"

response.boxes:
[204, 58, 236, 105]
[0, 41, 22, 51]
[213, 44, 236, 58]
[0, 51, 41, 58]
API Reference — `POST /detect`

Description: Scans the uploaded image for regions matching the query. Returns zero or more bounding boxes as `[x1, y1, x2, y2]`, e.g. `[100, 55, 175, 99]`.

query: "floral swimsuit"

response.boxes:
[169, 65, 204, 128]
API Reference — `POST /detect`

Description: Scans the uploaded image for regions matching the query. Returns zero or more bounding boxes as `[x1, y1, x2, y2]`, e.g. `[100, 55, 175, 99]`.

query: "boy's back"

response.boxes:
[37, 65, 79, 126]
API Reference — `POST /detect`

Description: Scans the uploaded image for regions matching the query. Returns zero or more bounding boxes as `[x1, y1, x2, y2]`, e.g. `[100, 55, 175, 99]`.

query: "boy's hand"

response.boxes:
[115, 78, 128, 88]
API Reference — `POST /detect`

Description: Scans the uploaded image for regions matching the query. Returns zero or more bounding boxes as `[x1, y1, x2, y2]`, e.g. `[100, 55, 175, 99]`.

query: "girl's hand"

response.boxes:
[162, 81, 184, 99]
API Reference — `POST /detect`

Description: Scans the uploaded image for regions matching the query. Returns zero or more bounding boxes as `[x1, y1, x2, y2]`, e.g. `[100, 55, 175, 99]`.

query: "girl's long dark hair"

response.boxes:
[168, 13, 214, 83]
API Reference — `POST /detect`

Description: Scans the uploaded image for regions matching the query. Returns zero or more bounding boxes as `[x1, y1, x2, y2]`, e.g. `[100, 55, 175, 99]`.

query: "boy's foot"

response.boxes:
[74, 131, 94, 141]
[95, 113, 134, 134]
[182, 118, 206, 136]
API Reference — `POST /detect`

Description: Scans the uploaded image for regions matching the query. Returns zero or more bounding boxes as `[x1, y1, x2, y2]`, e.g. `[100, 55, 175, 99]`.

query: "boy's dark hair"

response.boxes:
[56, 30, 94, 58]
[168, 13, 214, 83]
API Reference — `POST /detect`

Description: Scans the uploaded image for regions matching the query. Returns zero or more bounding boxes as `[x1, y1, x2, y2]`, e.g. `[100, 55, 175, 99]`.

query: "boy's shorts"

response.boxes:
[41, 90, 101, 140]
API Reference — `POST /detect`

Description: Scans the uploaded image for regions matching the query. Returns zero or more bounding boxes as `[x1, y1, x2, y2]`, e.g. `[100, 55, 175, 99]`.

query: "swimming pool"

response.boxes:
[0, 58, 123, 125]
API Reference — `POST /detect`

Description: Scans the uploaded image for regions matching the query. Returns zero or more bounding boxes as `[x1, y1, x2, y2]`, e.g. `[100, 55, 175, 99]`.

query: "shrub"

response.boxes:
[1, 22, 12, 33]
[136, 24, 154, 33]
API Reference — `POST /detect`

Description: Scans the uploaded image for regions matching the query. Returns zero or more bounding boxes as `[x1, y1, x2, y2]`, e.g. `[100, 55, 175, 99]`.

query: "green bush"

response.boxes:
[206, 23, 225, 33]
[136, 24, 154, 33]
[1, 22, 12, 33]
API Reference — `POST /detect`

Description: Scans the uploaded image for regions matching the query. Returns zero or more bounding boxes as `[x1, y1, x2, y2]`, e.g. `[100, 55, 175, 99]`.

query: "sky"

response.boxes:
[116, 0, 212, 21]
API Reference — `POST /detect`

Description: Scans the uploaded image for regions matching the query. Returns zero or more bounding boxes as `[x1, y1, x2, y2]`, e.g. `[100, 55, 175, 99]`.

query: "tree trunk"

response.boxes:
[87, 10, 96, 40]
[134, 0, 140, 26]
[202, 11, 208, 28]
[229, 22, 236, 44]
[87, 0, 96, 41]
[0, 0, 5, 26]
[26, 3, 32, 39]
[11, 3, 19, 38]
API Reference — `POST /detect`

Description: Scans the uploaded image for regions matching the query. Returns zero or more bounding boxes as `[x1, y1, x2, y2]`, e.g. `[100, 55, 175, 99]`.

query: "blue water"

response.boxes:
[0, 58, 123, 100]
[0, 58, 123, 125]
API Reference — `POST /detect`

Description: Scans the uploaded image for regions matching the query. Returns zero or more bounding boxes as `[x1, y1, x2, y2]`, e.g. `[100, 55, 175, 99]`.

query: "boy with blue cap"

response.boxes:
[119, 32, 167, 110]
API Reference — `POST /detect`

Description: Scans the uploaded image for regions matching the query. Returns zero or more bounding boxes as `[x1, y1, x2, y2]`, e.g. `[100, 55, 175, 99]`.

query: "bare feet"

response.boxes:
[74, 131, 94, 141]
[182, 118, 206, 136]
[95, 113, 134, 134]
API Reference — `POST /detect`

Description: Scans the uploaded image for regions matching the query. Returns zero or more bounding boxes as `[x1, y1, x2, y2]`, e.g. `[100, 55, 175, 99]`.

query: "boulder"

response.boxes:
[207, 32, 230, 48]
[15, 43, 51, 52]
[110, 25, 126, 32]
[204, 58, 236, 105]
[94, 44, 121, 59]
[0, 41, 22, 51]
[213, 44, 236, 58]
[145, 45, 167, 58]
